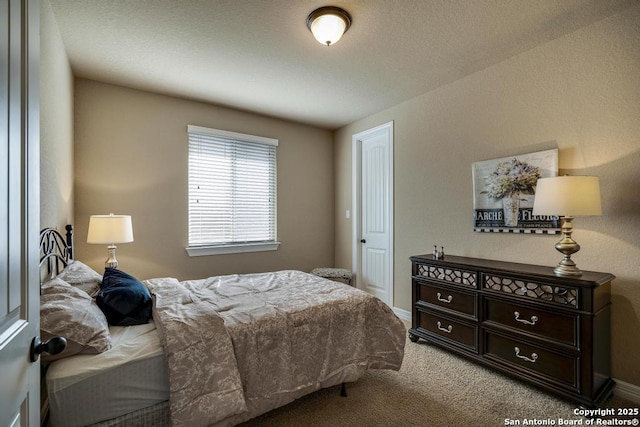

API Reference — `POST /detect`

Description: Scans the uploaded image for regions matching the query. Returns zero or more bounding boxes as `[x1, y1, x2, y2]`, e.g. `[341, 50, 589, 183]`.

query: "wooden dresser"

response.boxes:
[408, 254, 615, 407]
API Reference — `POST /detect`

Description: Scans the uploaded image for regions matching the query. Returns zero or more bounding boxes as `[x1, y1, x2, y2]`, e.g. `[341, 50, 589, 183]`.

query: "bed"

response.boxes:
[39, 226, 406, 427]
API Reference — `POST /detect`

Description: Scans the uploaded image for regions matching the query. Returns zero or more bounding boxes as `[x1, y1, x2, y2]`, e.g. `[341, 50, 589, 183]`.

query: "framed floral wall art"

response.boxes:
[472, 149, 559, 233]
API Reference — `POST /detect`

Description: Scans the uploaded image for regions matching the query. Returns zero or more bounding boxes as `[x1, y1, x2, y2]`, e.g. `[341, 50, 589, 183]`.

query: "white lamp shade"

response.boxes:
[310, 13, 347, 45]
[87, 214, 134, 244]
[532, 176, 602, 217]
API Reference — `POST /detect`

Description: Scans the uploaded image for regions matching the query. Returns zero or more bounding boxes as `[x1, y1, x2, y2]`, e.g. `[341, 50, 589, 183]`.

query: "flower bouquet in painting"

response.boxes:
[482, 158, 541, 226]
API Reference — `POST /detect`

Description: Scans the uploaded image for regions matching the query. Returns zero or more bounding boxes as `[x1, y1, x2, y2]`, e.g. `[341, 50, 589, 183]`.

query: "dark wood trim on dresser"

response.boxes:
[408, 254, 615, 408]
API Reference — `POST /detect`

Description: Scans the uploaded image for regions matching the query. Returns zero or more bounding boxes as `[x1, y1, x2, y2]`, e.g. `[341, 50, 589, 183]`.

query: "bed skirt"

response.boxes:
[89, 401, 170, 427]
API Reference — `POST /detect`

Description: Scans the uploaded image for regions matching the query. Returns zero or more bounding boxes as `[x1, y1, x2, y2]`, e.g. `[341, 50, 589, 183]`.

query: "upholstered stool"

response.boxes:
[310, 267, 353, 286]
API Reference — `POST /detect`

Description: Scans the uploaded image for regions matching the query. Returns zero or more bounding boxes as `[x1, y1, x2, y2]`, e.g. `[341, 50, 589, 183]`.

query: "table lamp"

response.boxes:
[532, 176, 602, 276]
[87, 213, 134, 269]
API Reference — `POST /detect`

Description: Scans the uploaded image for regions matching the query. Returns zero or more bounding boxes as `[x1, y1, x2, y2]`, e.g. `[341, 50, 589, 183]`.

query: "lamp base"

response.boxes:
[554, 261, 582, 277]
[553, 216, 582, 277]
[105, 245, 119, 269]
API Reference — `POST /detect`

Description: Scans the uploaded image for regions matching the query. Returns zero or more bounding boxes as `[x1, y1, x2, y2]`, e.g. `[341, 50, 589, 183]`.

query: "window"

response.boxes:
[186, 125, 279, 256]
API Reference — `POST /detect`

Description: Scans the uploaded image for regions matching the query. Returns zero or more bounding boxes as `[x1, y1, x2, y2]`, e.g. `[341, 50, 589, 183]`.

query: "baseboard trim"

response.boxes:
[393, 307, 411, 322]
[394, 306, 640, 404]
[614, 378, 640, 403]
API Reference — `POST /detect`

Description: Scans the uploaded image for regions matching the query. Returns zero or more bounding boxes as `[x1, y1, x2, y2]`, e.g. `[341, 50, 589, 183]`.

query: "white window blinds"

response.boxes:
[188, 125, 278, 248]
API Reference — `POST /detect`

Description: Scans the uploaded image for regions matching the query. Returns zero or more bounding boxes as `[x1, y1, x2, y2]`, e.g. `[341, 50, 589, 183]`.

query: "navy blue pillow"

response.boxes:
[96, 268, 151, 326]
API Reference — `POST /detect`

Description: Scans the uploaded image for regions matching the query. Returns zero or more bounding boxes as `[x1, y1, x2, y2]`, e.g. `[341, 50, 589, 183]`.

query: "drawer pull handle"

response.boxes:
[436, 321, 453, 333]
[436, 292, 453, 304]
[514, 346, 538, 363]
[514, 311, 538, 326]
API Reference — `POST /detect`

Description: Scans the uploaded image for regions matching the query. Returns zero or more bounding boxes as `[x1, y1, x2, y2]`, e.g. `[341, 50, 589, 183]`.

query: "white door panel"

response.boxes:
[0, 1, 41, 426]
[363, 248, 386, 294]
[353, 122, 393, 307]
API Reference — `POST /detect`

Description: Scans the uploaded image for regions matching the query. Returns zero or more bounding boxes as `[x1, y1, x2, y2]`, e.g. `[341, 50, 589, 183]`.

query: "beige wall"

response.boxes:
[74, 79, 334, 281]
[40, 0, 74, 230]
[335, 5, 640, 386]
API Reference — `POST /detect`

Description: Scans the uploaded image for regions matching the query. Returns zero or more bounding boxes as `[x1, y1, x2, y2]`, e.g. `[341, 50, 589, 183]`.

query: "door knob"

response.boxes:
[360, 239, 366, 243]
[30, 336, 67, 362]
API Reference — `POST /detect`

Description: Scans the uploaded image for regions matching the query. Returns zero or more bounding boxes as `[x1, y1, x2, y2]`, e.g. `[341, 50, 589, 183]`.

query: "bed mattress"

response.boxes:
[46, 321, 169, 427]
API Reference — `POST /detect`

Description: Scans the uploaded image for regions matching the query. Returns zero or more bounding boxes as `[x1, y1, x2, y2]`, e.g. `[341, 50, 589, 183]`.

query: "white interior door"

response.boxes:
[0, 1, 41, 426]
[352, 122, 393, 306]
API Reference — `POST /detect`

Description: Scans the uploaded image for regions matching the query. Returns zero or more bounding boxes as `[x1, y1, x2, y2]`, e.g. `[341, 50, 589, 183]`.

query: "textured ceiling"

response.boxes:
[48, 0, 635, 130]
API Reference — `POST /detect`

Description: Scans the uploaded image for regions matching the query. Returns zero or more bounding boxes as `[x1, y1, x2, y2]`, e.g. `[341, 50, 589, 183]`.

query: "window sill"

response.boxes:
[186, 242, 280, 257]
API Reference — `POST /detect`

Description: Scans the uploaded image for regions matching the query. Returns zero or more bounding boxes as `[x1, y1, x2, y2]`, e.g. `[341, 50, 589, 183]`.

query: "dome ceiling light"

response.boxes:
[306, 6, 352, 46]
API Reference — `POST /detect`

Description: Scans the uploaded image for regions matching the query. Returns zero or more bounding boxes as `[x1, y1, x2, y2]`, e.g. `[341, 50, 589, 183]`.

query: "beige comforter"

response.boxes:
[146, 270, 405, 427]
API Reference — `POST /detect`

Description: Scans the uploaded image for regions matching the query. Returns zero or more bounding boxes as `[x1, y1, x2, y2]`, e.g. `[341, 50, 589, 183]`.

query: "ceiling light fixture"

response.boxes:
[306, 6, 352, 46]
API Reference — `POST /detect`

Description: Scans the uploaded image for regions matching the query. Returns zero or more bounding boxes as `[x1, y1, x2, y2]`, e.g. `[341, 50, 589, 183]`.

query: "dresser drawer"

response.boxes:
[484, 332, 577, 388]
[415, 263, 477, 289]
[418, 281, 477, 318]
[483, 273, 579, 308]
[417, 310, 477, 352]
[484, 298, 577, 346]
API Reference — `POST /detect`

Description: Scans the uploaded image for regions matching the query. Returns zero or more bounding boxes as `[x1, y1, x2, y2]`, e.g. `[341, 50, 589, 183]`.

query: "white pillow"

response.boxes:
[40, 277, 111, 362]
[56, 260, 103, 297]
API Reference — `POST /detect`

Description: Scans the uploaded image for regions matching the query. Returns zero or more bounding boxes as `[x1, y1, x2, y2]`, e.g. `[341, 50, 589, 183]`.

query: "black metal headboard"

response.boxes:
[40, 224, 74, 280]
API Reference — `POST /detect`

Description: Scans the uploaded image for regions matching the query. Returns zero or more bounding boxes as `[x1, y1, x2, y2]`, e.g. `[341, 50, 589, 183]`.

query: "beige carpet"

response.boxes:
[241, 326, 636, 427]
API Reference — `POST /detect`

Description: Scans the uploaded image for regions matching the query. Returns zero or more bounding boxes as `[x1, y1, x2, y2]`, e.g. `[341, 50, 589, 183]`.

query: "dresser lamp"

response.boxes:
[87, 213, 134, 269]
[532, 176, 602, 277]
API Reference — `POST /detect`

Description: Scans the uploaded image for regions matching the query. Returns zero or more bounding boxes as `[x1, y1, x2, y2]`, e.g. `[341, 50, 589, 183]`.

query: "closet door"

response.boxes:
[0, 0, 41, 426]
